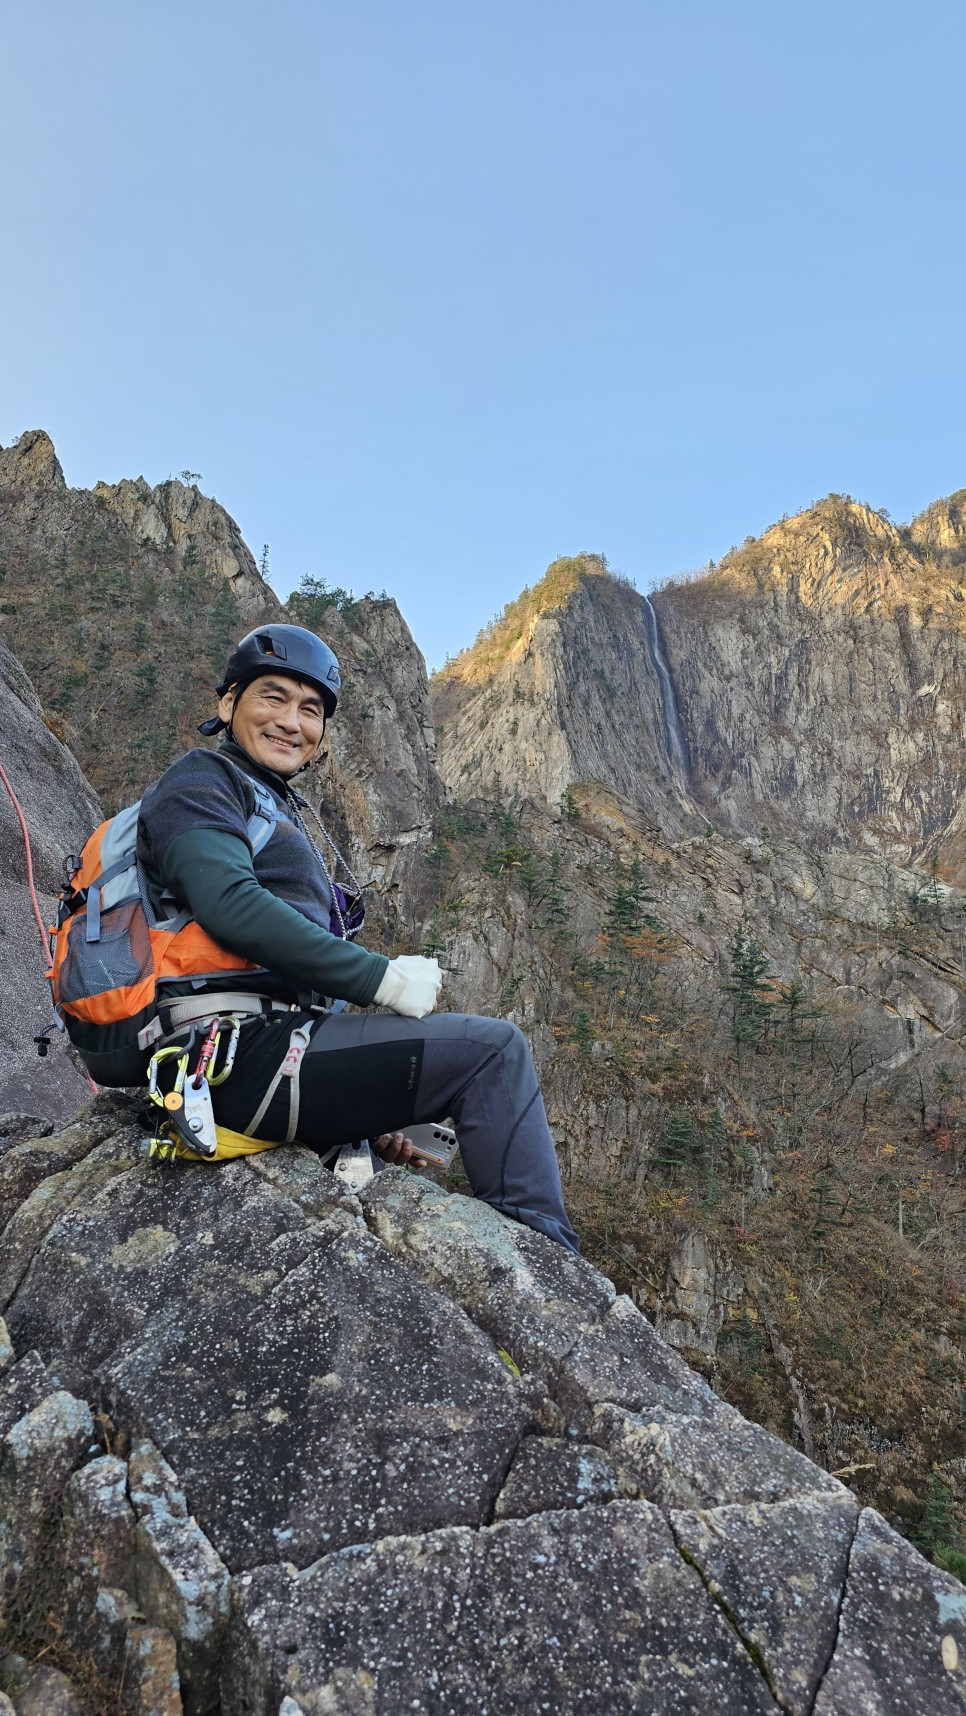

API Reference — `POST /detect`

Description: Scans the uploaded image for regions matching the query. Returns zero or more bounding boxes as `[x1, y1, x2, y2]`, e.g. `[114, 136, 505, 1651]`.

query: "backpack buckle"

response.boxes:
[137, 1017, 164, 1051]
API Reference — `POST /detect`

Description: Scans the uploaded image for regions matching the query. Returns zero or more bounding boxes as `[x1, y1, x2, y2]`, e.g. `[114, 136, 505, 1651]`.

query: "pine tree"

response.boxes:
[726, 1309, 763, 1359]
[915, 1475, 956, 1560]
[723, 928, 775, 1057]
[540, 849, 570, 944]
[657, 1107, 696, 1179]
[603, 859, 658, 951]
[569, 1010, 595, 1054]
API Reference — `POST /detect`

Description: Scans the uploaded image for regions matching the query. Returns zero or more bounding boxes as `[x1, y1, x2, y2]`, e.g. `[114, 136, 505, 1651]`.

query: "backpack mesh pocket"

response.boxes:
[58, 901, 153, 1004]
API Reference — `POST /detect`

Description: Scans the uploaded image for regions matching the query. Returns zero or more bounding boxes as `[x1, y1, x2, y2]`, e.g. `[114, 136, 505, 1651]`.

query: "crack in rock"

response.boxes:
[811, 1506, 966, 1714]
[805, 1499, 861, 1713]
[223, 1500, 783, 1714]
[669, 1494, 859, 1716]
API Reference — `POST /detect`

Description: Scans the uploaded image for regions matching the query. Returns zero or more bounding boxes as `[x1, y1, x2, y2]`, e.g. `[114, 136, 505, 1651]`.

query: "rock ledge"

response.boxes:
[0, 1096, 963, 1714]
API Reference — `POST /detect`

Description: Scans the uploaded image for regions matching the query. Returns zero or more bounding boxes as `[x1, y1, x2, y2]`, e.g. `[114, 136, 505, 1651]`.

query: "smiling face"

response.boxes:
[218, 674, 327, 776]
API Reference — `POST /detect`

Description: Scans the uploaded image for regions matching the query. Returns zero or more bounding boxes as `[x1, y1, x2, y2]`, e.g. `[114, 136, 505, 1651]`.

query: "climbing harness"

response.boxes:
[142, 1011, 375, 1186]
[133, 781, 368, 1162]
[242, 1020, 314, 1140]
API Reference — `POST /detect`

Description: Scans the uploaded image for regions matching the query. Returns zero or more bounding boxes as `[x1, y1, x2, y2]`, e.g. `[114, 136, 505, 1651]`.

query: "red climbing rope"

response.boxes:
[0, 753, 98, 1094]
[0, 755, 50, 955]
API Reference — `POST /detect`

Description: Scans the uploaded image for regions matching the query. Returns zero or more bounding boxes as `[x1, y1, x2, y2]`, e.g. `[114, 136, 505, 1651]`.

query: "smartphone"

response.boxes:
[404, 1123, 459, 1168]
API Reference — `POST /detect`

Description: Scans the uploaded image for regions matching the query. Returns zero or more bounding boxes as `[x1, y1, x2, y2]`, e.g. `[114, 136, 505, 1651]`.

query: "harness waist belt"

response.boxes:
[161, 993, 298, 1030]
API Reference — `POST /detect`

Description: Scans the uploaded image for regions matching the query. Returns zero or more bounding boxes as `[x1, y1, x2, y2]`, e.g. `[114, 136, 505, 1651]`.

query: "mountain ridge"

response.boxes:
[429, 490, 966, 878]
[661, 491, 966, 620]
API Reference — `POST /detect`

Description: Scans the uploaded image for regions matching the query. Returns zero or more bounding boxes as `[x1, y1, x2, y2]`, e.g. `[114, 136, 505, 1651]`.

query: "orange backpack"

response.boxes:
[50, 779, 280, 1084]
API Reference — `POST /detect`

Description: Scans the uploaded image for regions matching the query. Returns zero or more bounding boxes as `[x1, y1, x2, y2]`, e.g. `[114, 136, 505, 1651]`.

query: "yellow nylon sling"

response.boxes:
[171, 1124, 283, 1162]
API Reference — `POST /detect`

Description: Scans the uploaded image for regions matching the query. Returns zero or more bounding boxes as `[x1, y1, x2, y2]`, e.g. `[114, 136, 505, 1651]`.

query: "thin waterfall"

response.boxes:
[641, 594, 691, 786]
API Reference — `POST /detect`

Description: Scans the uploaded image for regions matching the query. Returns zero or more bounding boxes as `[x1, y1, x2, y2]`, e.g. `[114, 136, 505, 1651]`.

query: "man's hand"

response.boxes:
[371, 1130, 429, 1168]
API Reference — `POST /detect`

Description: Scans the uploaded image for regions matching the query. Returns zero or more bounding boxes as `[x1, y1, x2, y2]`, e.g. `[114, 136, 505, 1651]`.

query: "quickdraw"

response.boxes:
[142, 1017, 242, 1162]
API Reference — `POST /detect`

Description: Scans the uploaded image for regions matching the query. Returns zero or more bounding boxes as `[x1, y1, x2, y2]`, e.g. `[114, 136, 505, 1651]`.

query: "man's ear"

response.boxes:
[217, 686, 238, 725]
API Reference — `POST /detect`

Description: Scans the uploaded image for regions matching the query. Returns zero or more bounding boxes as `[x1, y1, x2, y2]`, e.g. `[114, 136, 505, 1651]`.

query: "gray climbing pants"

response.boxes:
[210, 1009, 580, 1254]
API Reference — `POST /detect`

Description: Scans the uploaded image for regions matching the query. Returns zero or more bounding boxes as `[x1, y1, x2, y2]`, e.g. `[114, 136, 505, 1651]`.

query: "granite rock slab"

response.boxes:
[672, 1493, 859, 1715]
[814, 1507, 966, 1715]
[223, 1500, 782, 1716]
[493, 1434, 620, 1519]
[589, 1398, 845, 1511]
[7, 1161, 540, 1572]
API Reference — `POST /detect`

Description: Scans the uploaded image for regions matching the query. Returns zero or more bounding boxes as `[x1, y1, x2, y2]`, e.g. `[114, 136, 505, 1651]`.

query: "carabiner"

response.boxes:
[147, 1044, 191, 1107]
[192, 1017, 222, 1089]
[208, 1015, 242, 1086]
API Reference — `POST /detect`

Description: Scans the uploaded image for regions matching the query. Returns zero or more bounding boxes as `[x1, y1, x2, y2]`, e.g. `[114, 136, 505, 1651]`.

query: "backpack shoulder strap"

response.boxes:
[81, 799, 144, 943]
[210, 751, 285, 858]
[246, 778, 284, 856]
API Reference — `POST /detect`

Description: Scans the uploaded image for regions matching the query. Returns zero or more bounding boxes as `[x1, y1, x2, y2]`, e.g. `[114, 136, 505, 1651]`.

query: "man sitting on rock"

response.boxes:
[135, 623, 579, 1253]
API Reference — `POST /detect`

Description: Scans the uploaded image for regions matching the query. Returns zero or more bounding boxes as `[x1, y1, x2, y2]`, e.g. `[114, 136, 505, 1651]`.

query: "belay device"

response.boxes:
[144, 1016, 241, 1161]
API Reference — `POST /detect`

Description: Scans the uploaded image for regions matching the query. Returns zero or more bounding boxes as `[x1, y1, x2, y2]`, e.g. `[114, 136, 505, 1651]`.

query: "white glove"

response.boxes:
[374, 955, 442, 1019]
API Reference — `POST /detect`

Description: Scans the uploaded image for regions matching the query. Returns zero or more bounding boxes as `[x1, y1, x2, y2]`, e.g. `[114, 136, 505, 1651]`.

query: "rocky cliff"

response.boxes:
[432, 506, 966, 880]
[1, 1099, 963, 1715]
[0, 431, 277, 808]
[654, 496, 966, 875]
[432, 554, 701, 838]
[0, 430, 271, 621]
[0, 640, 99, 1121]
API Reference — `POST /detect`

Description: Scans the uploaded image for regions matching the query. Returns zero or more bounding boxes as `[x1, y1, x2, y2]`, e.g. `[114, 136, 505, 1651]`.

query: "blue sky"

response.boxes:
[3, 1, 965, 669]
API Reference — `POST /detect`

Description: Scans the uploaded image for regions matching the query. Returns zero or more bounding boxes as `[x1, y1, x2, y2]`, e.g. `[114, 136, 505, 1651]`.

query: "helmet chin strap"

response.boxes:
[197, 678, 246, 741]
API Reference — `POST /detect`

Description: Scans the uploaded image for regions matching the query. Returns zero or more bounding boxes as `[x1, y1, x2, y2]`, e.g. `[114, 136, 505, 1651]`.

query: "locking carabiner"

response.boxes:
[147, 1043, 191, 1108]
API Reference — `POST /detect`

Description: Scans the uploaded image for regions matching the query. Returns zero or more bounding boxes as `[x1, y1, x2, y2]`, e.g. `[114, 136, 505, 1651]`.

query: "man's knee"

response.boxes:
[476, 1015, 520, 1053]
[475, 1016, 536, 1085]
[462, 1015, 534, 1070]
[502, 1019, 530, 1056]
[417, 1014, 532, 1096]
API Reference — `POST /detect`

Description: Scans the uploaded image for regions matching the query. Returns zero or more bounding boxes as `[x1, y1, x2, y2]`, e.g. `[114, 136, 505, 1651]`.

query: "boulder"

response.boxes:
[0, 1102, 961, 1714]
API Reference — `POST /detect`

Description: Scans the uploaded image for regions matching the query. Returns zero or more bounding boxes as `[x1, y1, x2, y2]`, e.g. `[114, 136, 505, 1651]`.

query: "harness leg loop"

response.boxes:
[245, 1022, 314, 1141]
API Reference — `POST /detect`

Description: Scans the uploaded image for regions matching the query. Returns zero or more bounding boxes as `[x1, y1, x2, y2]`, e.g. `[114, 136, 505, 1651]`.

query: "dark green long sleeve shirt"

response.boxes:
[137, 745, 388, 1007]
